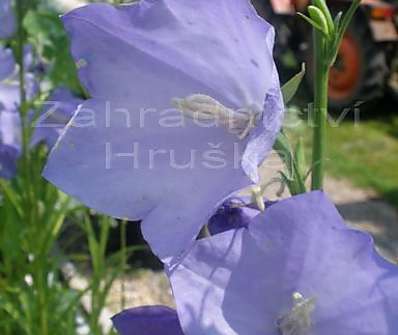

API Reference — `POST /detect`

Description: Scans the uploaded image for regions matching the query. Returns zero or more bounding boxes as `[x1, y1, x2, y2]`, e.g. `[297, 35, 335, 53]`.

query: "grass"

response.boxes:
[288, 99, 398, 208]
[325, 111, 398, 207]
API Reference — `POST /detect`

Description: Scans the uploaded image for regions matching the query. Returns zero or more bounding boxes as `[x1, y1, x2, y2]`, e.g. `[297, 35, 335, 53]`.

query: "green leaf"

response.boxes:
[308, 5, 330, 36]
[297, 12, 328, 37]
[294, 137, 307, 178]
[338, 0, 361, 38]
[333, 11, 343, 31]
[273, 134, 307, 195]
[313, 0, 335, 35]
[281, 63, 306, 104]
[330, 0, 361, 64]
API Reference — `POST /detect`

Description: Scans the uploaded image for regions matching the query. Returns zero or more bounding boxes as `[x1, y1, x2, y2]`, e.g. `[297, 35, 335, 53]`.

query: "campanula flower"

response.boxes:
[0, 46, 38, 179]
[43, 0, 284, 263]
[0, 0, 16, 39]
[112, 306, 184, 335]
[0, 85, 78, 179]
[168, 191, 398, 335]
[0, 46, 39, 112]
[0, 47, 78, 179]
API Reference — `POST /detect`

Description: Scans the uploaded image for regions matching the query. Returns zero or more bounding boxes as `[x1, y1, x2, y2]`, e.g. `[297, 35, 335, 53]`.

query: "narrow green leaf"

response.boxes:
[338, 0, 361, 37]
[282, 63, 306, 104]
[273, 134, 307, 195]
[0, 180, 23, 218]
[333, 11, 343, 30]
[308, 5, 330, 36]
[297, 12, 328, 37]
[331, 0, 361, 63]
[294, 137, 307, 178]
[313, 0, 335, 35]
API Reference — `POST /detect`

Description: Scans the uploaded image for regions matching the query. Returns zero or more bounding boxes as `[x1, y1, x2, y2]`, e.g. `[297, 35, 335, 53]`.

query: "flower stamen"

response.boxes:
[172, 94, 259, 139]
[277, 292, 316, 335]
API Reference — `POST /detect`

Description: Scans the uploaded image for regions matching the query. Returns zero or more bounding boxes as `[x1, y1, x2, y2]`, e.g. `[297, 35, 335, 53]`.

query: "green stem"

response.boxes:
[311, 30, 329, 190]
[16, 2, 48, 335]
[15, 0, 28, 163]
[15, 0, 37, 224]
[120, 220, 127, 310]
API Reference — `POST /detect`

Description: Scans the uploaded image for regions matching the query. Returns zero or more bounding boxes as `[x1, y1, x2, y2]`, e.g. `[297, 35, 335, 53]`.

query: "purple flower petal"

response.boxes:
[112, 306, 184, 335]
[0, 144, 19, 179]
[43, 98, 250, 263]
[0, 110, 21, 149]
[0, 74, 38, 113]
[0, 82, 20, 112]
[23, 45, 35, 72]
[0, 110, 21, 179]
[0, 0, 16, 39]
[168, 191, 398, 335]
[0, 47, 15, 81]
[25, 73, 40, 102]
[207, 197, 260, 235]
[32, 87, 83, 148]
[43, 1, 284, 263]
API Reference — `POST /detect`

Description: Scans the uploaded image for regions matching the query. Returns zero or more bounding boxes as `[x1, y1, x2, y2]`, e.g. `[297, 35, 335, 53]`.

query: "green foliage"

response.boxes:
[273, 66, 308, 196]
[295, 0, 361, 190]
[78, 216, 143, 335]
[23, 10, 83, 94]
[281, 63, 306, 105]
[0, 146, 80, 335]
[326, 117, 398, 208]
[298, 0, 361, 67]
[0, 145, 133, 335]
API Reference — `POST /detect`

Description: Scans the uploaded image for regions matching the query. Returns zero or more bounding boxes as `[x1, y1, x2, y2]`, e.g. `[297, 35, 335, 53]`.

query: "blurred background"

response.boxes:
[0, 0, 398, 334]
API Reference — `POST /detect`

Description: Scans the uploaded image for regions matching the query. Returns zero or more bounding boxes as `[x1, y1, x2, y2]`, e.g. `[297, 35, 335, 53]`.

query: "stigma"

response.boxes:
[172, 94, 259, 139]
[277, 292, 316, 335]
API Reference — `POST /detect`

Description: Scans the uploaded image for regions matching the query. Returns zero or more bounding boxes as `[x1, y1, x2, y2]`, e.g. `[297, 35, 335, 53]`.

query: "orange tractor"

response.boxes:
[252, 0, 398, 110]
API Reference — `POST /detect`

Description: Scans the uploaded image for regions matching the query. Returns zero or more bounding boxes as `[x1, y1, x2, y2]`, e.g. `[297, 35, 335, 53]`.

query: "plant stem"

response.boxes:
[15, 2, 49, 335]
[311, 30, 329, 190]
[15, 0, 29, 167]
[120, 220, 127, 310]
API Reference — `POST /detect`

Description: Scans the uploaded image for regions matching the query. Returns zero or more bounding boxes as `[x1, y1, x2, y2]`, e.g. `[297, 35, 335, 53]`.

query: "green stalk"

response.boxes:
[15, 2, 49, 335]
[15, 0, 29, 188]
[120, 220, 127, 310]
[15, 0, 38, 225]
[311, 29, 329, 190]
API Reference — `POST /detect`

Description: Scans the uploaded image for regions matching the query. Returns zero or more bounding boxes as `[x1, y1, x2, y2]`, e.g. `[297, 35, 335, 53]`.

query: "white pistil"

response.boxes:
[172, 94, 259, 139]
[277, 292, 316, 335]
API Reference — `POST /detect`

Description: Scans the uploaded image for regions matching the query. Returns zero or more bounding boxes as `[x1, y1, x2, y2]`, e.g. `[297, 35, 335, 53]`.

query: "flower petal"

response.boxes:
[61, 0, 283, 184]
[0, 82, 20, 112]
[112, 306, 184, 335]
[168, 191, 398, 335]
[0, 74, 38, 112]
[62, 0, 275, 109]
[0, 0, 16, 39]
[43, 98, 250, 263]
[33, 87, 83, 148]
[207, 197, 260, 235]
[0, 47, 15, 81]
[0, 110, 21, 149]
[0, 110, 21, 179]
[44, 1, 284, 262]
[0, 144, 19, 179]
